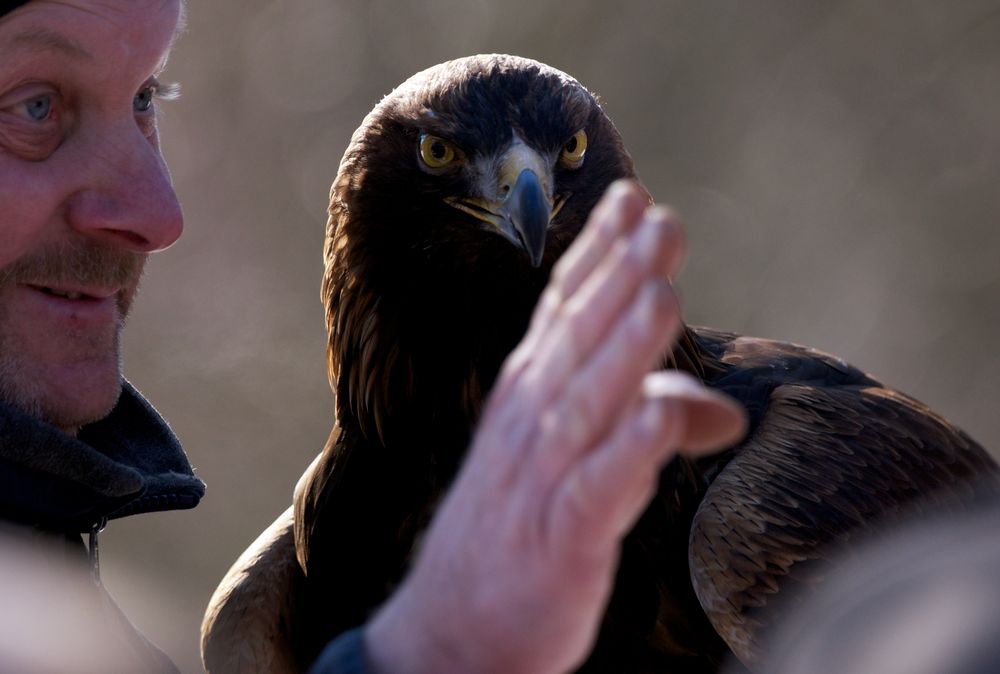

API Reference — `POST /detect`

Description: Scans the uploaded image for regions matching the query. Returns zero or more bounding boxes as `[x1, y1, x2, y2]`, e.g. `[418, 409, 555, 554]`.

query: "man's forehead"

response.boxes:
[0, 0, 185, 35]
[0, 0, 184, 72]
[0, 0, 184, 17]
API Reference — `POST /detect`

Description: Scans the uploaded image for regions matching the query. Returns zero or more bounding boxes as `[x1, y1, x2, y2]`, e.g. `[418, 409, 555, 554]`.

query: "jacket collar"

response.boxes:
[0, 380, 205, 532]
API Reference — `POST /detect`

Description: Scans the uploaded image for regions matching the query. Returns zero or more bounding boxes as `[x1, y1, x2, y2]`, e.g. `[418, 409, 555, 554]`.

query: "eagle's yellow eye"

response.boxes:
[419, 134, 459, 169]
[560, 130, 587, 166]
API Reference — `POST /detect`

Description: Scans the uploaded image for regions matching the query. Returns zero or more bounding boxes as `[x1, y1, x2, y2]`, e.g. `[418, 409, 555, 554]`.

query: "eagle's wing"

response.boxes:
[201, 506, 300, 674]
[689, 374, 996, 668]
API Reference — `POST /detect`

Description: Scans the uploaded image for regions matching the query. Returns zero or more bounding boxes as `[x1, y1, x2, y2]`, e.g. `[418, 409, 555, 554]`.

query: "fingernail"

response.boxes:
[593, 181, 633, 234]
[636, 207, 681, 269]
[642, 371, 709, 399]
[607, 180, 633, 202]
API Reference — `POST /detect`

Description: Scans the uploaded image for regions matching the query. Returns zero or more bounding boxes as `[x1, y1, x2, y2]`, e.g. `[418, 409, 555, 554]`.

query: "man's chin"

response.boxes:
[42, 378, 123, 434]
[0, 360, 123, 435]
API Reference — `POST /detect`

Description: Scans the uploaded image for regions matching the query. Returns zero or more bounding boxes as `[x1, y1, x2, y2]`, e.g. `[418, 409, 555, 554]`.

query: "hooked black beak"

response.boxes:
[443, 138, 570, 268]
[501, 169, 549, 268]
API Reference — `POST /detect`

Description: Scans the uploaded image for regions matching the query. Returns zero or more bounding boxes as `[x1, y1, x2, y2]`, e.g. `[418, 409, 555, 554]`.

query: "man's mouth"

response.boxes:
[38, 287, 87, 300]
[28, 284, 116, 301]
[0, 283, 124, 333]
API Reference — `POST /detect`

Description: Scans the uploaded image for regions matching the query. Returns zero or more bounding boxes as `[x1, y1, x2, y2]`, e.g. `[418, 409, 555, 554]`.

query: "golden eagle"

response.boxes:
[202, 54, 997, 673]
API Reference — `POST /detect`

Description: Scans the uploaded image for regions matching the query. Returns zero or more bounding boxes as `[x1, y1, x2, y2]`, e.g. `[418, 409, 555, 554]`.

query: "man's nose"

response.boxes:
[65, 130, 184, 253]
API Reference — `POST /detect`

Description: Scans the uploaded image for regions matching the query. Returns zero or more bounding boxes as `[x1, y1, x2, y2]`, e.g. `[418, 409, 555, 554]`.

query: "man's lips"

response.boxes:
[17, 283, 121, 326]
[25, 284, 118, 301]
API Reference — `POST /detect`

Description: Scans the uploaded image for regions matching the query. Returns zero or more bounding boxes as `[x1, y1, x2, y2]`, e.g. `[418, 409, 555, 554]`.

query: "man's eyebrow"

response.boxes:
[3, 27, 94, 61]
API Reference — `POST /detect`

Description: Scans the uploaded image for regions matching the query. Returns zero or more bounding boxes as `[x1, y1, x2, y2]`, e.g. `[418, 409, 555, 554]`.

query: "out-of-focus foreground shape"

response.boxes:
[743, 485, 1000, 674]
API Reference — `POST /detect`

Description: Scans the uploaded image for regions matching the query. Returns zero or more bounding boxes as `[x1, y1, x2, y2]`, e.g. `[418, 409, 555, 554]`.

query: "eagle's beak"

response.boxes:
[500, 168, 549, 268]
[445, 139, 568, 268]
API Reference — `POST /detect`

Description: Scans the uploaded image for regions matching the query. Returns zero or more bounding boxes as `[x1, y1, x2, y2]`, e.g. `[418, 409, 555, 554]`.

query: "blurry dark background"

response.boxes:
[103, 1, 1000, 670]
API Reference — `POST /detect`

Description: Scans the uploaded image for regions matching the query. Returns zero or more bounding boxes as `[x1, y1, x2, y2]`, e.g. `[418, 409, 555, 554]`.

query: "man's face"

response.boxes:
[0, 0, 183, 433]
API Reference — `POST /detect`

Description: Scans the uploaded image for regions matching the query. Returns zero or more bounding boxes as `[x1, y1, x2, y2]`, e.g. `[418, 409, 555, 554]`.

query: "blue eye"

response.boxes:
[24, 95, 51, 121]
[133, 87, 154, 112]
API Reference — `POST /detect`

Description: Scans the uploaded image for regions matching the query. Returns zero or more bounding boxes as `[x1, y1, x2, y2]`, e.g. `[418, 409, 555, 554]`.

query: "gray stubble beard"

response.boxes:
[0, 301, 127, 432]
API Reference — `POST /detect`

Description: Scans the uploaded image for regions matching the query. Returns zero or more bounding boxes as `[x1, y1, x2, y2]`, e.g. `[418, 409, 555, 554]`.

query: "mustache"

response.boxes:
[0, 239, 145, 291]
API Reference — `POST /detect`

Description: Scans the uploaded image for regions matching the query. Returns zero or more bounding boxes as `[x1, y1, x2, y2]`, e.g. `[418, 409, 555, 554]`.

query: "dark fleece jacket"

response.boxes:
[0, 380, 205, 672]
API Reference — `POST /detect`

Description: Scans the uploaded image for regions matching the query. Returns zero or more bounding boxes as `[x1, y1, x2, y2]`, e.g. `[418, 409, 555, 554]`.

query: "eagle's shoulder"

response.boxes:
[690, 326, 874, 387]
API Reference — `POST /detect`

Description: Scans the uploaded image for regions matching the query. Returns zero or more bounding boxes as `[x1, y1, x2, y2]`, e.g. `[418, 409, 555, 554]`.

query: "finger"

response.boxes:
[549, 372, 746, 554]
[560, 205, 684, 348]
[548, 393, 684, 556]
[516, 182, 650, 358]
[514, 209, 686, 417]
[493, 186, 669, 406]
[551, 180, 651, 299]
[642, 371, 747, 453]
[477, 192, 680, 466]
[527, 278, 682, 476]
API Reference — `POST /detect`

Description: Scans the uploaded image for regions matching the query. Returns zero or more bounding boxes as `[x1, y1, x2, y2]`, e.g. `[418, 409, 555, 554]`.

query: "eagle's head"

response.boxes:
[324, 54, 641, 445]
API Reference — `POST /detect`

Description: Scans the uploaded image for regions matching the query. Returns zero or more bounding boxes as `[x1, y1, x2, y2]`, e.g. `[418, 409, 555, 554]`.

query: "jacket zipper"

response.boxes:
[88, 516, 108, 585]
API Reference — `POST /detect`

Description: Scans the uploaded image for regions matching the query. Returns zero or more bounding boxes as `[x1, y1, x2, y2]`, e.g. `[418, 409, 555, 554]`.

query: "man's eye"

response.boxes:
[23, 94, 52, 121]
[133, 87, 154, 113]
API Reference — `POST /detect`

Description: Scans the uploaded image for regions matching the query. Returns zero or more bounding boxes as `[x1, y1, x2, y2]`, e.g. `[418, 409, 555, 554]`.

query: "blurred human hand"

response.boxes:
[364, 181, 747, 674]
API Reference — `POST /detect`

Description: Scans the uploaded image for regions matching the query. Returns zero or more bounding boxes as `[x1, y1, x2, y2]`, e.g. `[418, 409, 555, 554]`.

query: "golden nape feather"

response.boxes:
[202, 54, 998, 673]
